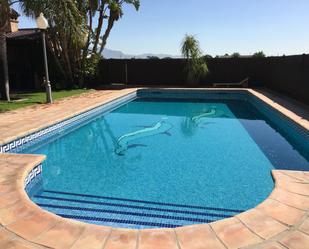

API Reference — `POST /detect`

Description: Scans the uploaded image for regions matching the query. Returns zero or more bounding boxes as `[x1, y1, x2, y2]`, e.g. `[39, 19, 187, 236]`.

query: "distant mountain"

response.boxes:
[102, 48, 180, 59]
[102, 49, 129, 59]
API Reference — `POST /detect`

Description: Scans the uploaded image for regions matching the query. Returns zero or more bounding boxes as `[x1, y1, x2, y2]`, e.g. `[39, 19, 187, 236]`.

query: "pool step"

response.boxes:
[31, 190, 243, 229]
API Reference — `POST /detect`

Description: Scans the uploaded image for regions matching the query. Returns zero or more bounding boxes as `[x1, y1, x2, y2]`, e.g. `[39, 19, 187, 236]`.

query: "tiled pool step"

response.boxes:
[31, 190, 242, 229]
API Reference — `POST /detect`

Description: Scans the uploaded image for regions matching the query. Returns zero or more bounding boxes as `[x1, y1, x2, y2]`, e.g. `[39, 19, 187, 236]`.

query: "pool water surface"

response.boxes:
[22, 95, 309, 228]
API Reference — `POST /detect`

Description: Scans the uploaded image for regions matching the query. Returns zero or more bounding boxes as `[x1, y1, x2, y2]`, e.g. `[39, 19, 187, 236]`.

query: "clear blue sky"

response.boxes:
[16, 0, 309, 56]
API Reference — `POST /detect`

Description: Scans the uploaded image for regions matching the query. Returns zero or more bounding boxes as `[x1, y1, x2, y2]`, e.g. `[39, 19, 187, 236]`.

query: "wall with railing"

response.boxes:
[97, 55, 309, 104]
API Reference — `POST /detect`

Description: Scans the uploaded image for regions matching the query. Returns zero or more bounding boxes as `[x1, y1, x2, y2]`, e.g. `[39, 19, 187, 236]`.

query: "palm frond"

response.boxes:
[181, 34, 209, 83]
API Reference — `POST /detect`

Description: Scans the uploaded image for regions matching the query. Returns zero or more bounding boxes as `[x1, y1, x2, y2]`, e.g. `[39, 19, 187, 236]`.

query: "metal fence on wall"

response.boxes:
[97, 55, 309, 104]
[1, 54, 308, 104]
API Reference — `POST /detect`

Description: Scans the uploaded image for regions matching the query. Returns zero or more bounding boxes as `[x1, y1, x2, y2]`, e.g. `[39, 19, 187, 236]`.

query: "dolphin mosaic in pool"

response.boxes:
[115, 120, 173, 155]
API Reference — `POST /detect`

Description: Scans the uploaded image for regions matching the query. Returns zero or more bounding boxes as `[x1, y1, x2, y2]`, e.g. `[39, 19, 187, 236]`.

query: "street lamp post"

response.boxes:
[36, 13, 52, 104]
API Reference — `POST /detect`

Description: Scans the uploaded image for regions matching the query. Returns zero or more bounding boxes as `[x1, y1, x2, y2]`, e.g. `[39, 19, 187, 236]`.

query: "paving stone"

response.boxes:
[70, 225, 111, 249]
[0, 182, 16, 196]
[272, 171, 305, 183]
[7, 212, 58, 240]
[0, 191, 21, 209]
[176, 224, 225, 249]
[279, 230, 309, 249]
[0, 201, 35, 226]
[211, 217, 263, 249]
[138, 229, 179, 249]
[104, 228, 137, 249]
[0, 227, 16, 247]
[237, 209, 287, 239]
[34, 221, 84, 248]
[281, 171, 309, 182]
[251, 241, 284, 249]
[299, 217, 309, 235]
[270, 188, 309, 211]
[1, 240, 45, 249]
[276, 181, 309, 196]
[257, 199, 305, 226]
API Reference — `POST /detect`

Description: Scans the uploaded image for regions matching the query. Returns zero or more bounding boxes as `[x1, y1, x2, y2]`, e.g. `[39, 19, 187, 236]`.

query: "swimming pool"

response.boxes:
[6, 90, 309, 229]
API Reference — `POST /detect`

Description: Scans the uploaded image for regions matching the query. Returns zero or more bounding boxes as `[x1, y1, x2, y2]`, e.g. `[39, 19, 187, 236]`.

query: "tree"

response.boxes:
[19, 0, 140, 87]
[21, 0, 88, 86]
[203, 54, 213, 59]
[0, 0, 11, 101]
[147, 56, 160, 60]
[0, 0, 140, 94]
[80, 0, 140, 85]
[181, 34, 208, 86]
[253, 51, 266, 58]
[231, 52, 240, 58]
[0, 0, 83, 100]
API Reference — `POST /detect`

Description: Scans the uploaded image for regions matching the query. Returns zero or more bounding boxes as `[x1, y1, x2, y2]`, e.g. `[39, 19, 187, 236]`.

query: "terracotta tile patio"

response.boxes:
[0, 88, 308, 248]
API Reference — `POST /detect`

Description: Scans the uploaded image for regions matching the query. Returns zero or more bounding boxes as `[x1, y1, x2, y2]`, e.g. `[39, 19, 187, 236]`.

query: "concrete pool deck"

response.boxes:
[0, 88, 308, 248]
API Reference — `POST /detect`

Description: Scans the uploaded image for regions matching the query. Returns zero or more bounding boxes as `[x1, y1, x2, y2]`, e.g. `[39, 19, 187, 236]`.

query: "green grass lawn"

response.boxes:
[0, 89, 91, 113]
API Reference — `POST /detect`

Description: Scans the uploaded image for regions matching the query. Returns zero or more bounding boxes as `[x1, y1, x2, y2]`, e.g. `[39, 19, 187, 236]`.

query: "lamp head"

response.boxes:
[36, 13, 48, 30]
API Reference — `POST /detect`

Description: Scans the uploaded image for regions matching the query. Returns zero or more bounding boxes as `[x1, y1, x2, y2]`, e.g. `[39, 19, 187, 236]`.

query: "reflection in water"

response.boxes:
[180, 106, 232, 137]
[191, 108, 216, 125]
[114, 120, 173, 155]
[181, 117, 198, 137]
[181, 107, 218, 137]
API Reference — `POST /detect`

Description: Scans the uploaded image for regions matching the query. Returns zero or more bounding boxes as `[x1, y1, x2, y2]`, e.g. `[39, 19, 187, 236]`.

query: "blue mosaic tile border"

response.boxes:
[24, 164, 42, 187]
[24, 163, 43, 197]
[138, 89, 248, 100]
[0, 92, 137, 154]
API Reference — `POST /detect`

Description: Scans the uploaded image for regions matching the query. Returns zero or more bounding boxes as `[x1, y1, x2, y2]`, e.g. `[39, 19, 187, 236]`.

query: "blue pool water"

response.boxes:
[22, 94, 309, 229]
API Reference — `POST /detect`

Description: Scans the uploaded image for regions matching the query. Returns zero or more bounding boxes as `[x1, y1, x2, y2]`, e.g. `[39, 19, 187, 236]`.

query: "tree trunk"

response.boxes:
[62, 43, 74, 85]
[47, 37, 67, 81]
[99, 17, 115, 55]
[92, 7, 104, 54]
[79, 9, 94, 88]
[0, 32, 10, 101]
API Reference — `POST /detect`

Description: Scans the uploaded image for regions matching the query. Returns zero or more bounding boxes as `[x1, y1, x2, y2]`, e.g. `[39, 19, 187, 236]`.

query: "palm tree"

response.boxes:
[23, 0, 140, 86]
[1, 0, 140, 92]
[0, 0, 11, 101]
[181, 34, 208, 86]
[21, 0, 85, 86]
[81, 0, 140, 86]
[88, 0, 140, 55]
